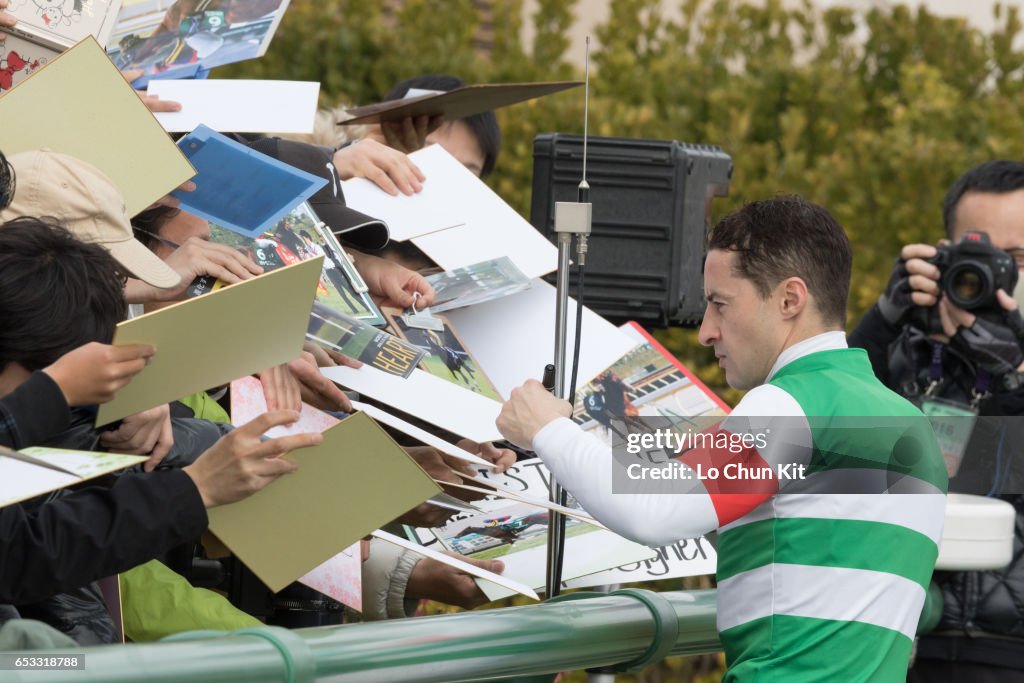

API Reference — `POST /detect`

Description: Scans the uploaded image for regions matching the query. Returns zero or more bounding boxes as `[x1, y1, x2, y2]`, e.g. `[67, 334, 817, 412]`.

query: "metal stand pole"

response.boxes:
[544, 33, 593, 601]
[545, 232, 575, 597]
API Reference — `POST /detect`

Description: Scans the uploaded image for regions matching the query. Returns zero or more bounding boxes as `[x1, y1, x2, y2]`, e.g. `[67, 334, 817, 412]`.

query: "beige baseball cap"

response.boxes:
[0, 149, 182, 289]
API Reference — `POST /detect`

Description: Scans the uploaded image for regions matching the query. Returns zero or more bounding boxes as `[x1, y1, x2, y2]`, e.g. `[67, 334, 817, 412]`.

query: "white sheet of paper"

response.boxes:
[412, 218, 557, 281]
[372, 529, 539, 601]
[148, 80, 320, 133]
[444, 279, 636, 399]
[0, 449, 146, 508]
[443, 479, 603, 527]
[404, 88, 444, 99]
[401, 145, 556, 278]
[0, 459, 78, 508]
[418, 458, 655, 602]
[321, 366, 502, 443]
[349, 400, 491, 467]
[343, 144, 557, 276]
[620, 323, 646, 343]
[564, 537, 717, 589]
[340, 145, 469, 242]
[477, 530, 654, 601]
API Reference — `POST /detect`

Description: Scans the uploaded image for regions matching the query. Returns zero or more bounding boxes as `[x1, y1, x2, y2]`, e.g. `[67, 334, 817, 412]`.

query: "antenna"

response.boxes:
[579, 35, 591, 202]
[575, 35, 592, 264]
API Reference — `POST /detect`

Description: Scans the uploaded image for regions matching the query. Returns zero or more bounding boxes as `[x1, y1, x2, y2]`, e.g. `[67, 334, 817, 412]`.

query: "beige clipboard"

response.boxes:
[208, 411, 442, 592]
[0, 36, 195, 216]
[341, 81, 582, 126]
[96, 257, 323, 426]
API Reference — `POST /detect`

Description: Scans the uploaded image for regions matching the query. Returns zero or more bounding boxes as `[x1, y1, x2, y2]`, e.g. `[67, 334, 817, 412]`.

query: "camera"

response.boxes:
[931, 231, 1018, 312]
[912, 231, 1019, 333]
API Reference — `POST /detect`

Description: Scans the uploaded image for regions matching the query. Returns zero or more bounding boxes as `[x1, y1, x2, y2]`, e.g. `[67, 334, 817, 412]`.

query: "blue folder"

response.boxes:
[171, 125, 327, 238]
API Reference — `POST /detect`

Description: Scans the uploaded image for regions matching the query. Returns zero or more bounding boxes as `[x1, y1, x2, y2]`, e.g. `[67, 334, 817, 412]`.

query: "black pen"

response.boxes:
[542, 363, 556, 392]
[133, 226, 181, 251]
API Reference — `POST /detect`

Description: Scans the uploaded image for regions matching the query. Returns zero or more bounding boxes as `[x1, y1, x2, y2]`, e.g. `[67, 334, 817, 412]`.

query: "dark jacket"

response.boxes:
[0, 373, 209, 606]
[1, 469, 208, 605]
[0, 371, 72, 450]
[849, 304, 1024, 669]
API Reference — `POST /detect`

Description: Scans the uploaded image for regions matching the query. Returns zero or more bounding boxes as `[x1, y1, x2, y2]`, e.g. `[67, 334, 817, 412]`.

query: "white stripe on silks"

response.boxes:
[773, 493, 945, 544]
[719, 494, 946, 545]
[792, 467, 946, 496]
[717, 563, 926, 639]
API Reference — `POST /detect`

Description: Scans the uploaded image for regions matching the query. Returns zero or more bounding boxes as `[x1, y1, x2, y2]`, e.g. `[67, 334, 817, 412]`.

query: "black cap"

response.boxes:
[244, 137, 390, 250]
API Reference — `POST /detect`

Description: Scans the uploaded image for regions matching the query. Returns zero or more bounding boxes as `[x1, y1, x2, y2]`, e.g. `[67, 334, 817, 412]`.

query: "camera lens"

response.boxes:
[944, 262, 992, 310]
[952, 270, 982, 300]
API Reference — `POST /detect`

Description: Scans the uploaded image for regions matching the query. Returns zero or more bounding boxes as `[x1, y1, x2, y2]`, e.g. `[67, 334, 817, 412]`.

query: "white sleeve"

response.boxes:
[530, 384, 811, 548]
[531, 417, 719, 547]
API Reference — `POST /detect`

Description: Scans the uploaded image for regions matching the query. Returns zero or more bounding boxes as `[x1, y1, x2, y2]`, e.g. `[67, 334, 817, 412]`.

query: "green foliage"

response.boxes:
[220, 5, 1024, 676]
[223, 0, 1024, 399]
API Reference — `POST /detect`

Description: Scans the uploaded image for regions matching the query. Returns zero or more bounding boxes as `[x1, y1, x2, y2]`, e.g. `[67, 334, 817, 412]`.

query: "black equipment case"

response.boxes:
[531, 134, 732, 327]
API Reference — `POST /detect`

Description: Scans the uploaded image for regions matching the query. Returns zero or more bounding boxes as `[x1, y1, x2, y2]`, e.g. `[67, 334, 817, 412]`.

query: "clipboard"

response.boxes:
[341, 81, 582, 125]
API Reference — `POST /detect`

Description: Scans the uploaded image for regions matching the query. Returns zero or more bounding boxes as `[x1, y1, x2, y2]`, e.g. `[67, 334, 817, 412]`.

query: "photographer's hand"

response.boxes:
[877, 244, 941, 324]
[945, 290, 1024, 375]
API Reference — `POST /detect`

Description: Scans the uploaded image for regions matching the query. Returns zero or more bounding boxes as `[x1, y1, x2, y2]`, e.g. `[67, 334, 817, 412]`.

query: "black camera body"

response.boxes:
[912, 231, 1019, 333]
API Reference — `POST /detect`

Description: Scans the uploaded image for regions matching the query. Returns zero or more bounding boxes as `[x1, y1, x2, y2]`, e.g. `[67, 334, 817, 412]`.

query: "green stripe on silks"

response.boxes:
[716, 517, 938, 587]
[768, 349, 947, 493]
[720, 614, 912, 683]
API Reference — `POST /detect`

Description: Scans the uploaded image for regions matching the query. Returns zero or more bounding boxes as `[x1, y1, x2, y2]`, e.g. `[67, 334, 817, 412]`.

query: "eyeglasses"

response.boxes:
[1005, 247, 1024, 269]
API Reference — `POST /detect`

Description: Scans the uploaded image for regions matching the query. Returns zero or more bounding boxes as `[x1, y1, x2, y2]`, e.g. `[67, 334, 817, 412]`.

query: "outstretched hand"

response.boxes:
[332, 138, 425, 196]
[406, 552, 504, 610]
[121, 69, 183, 113]
[184, 411, 322, 508]
[350, 250, 435, 309]
[364, 114, 444, 154]
[43, 342, 155, 406]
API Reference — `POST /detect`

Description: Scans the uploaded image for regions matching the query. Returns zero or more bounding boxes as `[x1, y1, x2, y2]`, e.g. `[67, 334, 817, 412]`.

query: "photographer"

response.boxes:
[849, 160, 1024, 682]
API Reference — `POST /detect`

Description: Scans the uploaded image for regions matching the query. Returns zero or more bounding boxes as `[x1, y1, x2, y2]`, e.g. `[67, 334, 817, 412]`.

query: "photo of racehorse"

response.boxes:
[385, 309, 503, 401]
[573, 332, 729, 447]
[435, 502, 592, 558]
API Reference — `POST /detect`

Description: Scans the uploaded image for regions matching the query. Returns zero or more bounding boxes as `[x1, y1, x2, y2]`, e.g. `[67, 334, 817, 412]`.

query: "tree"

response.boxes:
[224, 0, 1024, 418]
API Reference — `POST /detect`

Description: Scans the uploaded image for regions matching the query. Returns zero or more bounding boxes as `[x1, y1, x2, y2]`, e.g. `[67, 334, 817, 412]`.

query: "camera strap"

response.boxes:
[921, 341, 980, 477]
[922, 341, 945, 398]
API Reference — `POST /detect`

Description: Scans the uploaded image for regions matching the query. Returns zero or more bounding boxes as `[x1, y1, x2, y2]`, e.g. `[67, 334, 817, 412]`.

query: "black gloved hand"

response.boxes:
[877, 257, 916, 325]
[950, 311, 1024, 376]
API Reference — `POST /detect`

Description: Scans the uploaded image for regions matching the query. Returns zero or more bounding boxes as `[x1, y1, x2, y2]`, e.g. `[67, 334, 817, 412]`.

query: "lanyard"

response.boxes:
[923, 342, 981, 477]
[926, 341, 990, 408]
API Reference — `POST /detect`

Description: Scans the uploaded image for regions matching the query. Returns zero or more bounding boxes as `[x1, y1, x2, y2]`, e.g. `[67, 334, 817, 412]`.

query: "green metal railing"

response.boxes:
[9, 589, 718, 683]
[7, 585, 943, 683]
